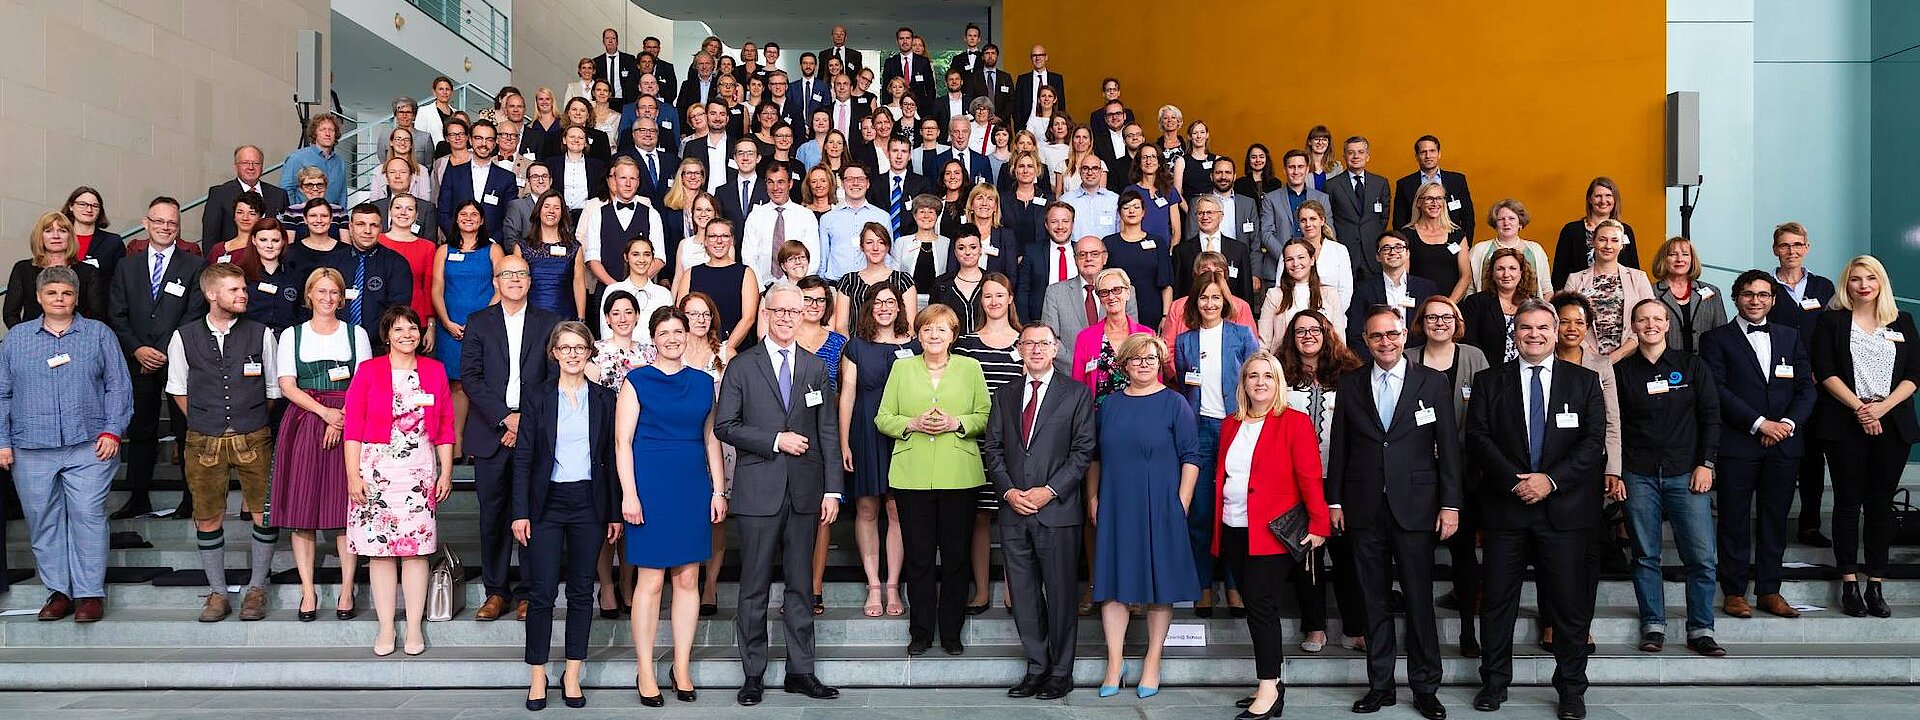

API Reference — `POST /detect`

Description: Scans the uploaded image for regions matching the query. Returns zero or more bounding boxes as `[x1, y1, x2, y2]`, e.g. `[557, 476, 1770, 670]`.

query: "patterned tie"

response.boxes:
[149, 251, 165, 299]
[350, 251, 367, 328]
[890, 175, 905, 234]
[1528, 365, 1547, 471]
[1376, 371, 1396, 430]
[1021, 379, 1042, 445]
[777, 348, 793, 409]
[772, 206, 787, 275]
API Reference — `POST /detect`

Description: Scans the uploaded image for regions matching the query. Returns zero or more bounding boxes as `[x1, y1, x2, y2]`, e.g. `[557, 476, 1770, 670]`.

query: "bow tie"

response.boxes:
[1746, 323, 1769, 334]
[614, 201, 637, 212]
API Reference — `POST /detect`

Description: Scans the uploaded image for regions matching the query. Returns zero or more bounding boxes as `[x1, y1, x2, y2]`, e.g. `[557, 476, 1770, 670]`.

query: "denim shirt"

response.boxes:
[0, 317, 134, 449]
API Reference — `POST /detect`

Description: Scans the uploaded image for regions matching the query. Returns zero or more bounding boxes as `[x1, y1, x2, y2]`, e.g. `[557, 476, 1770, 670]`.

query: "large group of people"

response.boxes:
[0, 20, 1914, 720]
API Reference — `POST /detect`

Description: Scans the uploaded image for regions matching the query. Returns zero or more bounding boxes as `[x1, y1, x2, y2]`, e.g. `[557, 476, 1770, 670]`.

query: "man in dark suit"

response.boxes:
[948, 23, 986, 77]
[882, 27, 935, 107]
[823, 73, 869, 140]
[1391, 135, 1476, 238]
[1464, 298, 1608, 720]
[679, 116, 732, 194]
[677, 53, 720, 118]
[1175, 195, 1255, 302]
[1325, 136, 1392, 279]
[1346, 232, 1438, 356]
[790, 57, 829, 123]
[1015, 204, 1076, 325]
[713, 281, 844, 706]
[717, 138, 770, 231]
[981, 323, 1096, 700]
[1084, 78, 1136, 130]
[1702, 270, 1815, 620]
[594, 28, 639, 109]
[1090, 100, 1131, 166]
[1257, 149, 1333, 285]
[1329, 307, 1460, 719]
[106, 198, 206, 519]
[930, 68, 976, 142]
[460, 254, 563, 622]
[869, 137, 929, 235]
[201, 145, 289, 251]
[819, 24, 862, 80]
[1011, 45, 1066, 124]
[437, 119, 518, 238]
[641, 37, 675, 106]
[1761, 222, 1837, 546]
[765, 71, 807, 138]
[622, 118, 679, 205]
[934, 116, 993, 186]
[975, 44, 1015, 122]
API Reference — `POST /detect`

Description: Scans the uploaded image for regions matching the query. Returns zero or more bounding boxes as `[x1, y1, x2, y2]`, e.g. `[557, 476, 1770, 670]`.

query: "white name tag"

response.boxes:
[1884, 330, 1906, 343]
[1774, 363, 1795, 379]
[1099, 211, 1115, 226]
[1241, 221, 1255, 233]
[409, 223, 420, 234]
[217, 254, 233, 264]
[1800, 298, 1820, 310]
[1140, 240, 1157, 250]
[1554, 410, 1579, 429]
[448, 252, 466, 262]
[1153, 196, 1168, 208]
[46, 353, 70, 368]
[483, 193, 499, 206]
[549, 245, 568, 256]
[914, 74, 925, 82]
[805, 389, 823, 407]
[82, 257, 99, 267]
[409, 392, 435, 407]
[257, 282, 278, 294]
[982, 243, 999, 257]
[1646, 379, 1669, 395]
[895, 348, 914, 359]
[1447, 198, 1462, 211]
[242, 362, 264, 377]
[661, 120, 673, 129]
[1459, 386, 1471, 401]
[1031, 197, 1046, 207]
[1085, 358, 1098, 373]
[1447, 242, 1461, 255]
[345, 288, 361, 301]
[164, 280, 186, 297]
[812, 94, 823, 102]
[1184, 370, 1203, 386]
[1227, 266, 1240, 279]
[1372, 202, 1383, 214]
[1698, 287, 1715, 300]
[1414, 404, 1437, 426]
[328, 365, 352, 382]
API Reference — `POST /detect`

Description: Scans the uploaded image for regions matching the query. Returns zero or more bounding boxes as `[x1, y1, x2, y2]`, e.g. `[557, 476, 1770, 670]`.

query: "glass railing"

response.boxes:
[405, 0, 511, 67]
[1700, 261, 1920, 315]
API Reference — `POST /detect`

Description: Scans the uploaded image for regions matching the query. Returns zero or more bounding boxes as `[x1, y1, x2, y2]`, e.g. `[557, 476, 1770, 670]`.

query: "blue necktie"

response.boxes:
[350, 252, 367, 328]
[149, 252, 165, 299]
[890, 175, 905, 234]
[1527, 365, 1546, 472]
[1377, 372, 1396, 430]
[777, 348, 792, 409]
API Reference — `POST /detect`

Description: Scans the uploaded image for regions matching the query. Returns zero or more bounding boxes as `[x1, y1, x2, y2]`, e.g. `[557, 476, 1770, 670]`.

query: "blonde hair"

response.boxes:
[1652, 237, 1703, 282]
[1232, 351, 1288, 422]
[965, 183, 1001, 227]
[1115, 332, 1167, 381]
[1833, 255, 1898, 326]
[915, 303, 960, 335]
[28, 211, 75, 267]
[1406, 180, 1458, 232]
[303, 267, 346, 310]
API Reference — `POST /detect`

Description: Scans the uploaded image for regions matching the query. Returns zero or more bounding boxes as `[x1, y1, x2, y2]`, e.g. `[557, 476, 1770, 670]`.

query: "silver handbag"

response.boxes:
[426, 546, 466, 621]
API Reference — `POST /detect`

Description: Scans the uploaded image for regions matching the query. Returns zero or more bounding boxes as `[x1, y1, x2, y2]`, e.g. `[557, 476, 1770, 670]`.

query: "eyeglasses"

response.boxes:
[1293, 326, 1324, 338]
[1737, 291, 1774, 300]
[872, 297, 899, 306]
[145, 217, 180, 228]
[1075, 250, 1107, 258]
[1196, 210, 1221, 217]
[1418, 196, 1445, 204]
[496, 270, 531, 280]
[801, 295, 828, 305]
[554, 345, 592, 355]
[71, 201, 101, 210]
[1364, 330, 1404, 342]
[1377, 244, 1408, 254]
[1775, 241, 1809, 251]
[1078, 166, 1103, 173]
[1423, 314, 1458, 323]
[1017, 340, 1057, 349]
[768, 308, 803, 318]
[1094, 287, 1127, 298]
[299, 181, 328, 188]
[1124, 355, 1160, 366]
[684, 310, 713, 319]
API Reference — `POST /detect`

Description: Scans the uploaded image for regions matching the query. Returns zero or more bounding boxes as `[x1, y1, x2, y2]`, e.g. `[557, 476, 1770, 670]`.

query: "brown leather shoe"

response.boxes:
[73, 597, 104, 623]
[38, 592, 74, 621]
[1756, 593, 1801, 618]
[199, 593, 232, 623]
[475, 595, 509, 621]
[239, 587, 269, 621]
[1722, 595, 1753, 619]
[516, 599, 530, 621]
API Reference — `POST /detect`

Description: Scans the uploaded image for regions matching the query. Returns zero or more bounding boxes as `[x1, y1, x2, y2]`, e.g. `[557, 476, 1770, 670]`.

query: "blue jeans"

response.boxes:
[1624, 472, 1717, 637]
[1189, 415, 1223, 592]
[14, 443, 119, 598]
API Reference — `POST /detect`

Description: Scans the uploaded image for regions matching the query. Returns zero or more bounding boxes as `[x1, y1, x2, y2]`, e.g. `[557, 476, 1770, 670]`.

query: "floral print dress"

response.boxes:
[346, 369, 439, 557]
[1588, 272, 1626, 356]
[591, 339, 653, 389]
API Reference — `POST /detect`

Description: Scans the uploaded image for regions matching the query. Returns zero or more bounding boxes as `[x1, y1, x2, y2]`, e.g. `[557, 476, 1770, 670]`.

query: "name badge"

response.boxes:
[46, 353, 70, 368]
[327, 365, 352, 382]
[164, 280, 186, 297]
[1646, 379, 1669, 395]
[812, 93, 823, 102]
[1699, 287, 1715, 300]
[805, 389, 824, 407]
[661, 120, 673, 129]
[1372, 202, 1383, 214]
[549, 245, 568, 256]
[217, 254, 233, 264]
[1460, 386, 1472, 401]
[1414, 402, 1437, 426]
[483, 193, 499, 206]
[1153, 196, 1168, 208]
[1031, 197, 1046, 207]
[1447, 242, 1461, 255]
[1099, 211, 1115, 226]
[242, 362, 264, 377]
[982, 243, 999, 257]
[895, 348, 914, 359]
[410, 392, 436, 407]
[82, 257, 100, 267]
[1227, 265, 1240, 279]
[257, 282, 278, 294]
[1084, 358, 1098, 373]
[1395, 297, 1416, 308]
[1184, 370, 1203, 386]
[1140, 240, 1157, 250]
[1774, 363, 1795, 379]
[1447, 198, 1462, 211]
[409, 223, 420, 234]
[1241, 221, 1255, 234]
[345, 288, 361, 301]
[730, 107, 742, 115]
[1799, 298, 1820, 310]
[1554, 405, 1579, 429]
[913, 74, 925, 82]
[448, 252, 466, 262]
[1884, 330, 1906, 343]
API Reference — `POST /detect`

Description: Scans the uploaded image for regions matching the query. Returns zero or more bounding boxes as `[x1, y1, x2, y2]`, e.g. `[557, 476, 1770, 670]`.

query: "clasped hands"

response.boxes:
[1003, 485, 1057, 515]
[906, 407, 958, 435]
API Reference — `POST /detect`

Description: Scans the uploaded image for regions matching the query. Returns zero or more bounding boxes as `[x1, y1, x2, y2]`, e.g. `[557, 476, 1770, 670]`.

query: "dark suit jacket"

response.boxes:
[675, 74, 719, 116]
[372, 194, 439, 244]
[1327, 362, 1463, 530]
[592, 52, 640, 104]
[930, 92, 976, 142]
[437, 161, 518, 238]
[1464, 359, 1608, 531]
[1325, 170, 1392, 277]
[80, 229, 126, 283]
[1013, 237, 1067, 325]
[981, 370, 1096, 527]
[1011, 71, 1067, 122]
[713, 341, 844, 516]
[866, 170, 930, 212]
[538, 127, 613, 164]
[652, 59, 679, 105]
[107, 246, 207, 357]
[881, 52, 936, 106]
[932, 148, 994, 187]
[540, 156, 610, 206]
[1345, 273, 1440, 354]
[511, 379, 618, 524]
[789, 76, 830, 118]
[1699, 320, 1814, 457]
[1765, 273, 1837, 347]
[201, 180, 291, 251]
[1172, 234, 1256, 303]
[1391, 169, 1476, 239]
[621, 147, 679, 204]
[977, 68, 1014, 120]
[459, 303, 563, 458]
[716, 172, 770, 231]
[818, 46, 863, 78]
[1809, 309, 1920, 444]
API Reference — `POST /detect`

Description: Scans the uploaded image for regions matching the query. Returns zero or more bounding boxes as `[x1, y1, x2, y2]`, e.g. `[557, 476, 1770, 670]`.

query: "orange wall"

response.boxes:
[1002, 0, 1667, 264]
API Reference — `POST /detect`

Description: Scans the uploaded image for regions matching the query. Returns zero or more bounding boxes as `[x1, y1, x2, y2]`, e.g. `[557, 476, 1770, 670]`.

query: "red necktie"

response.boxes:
[1056, 245, 1069, 282]
[1021, 380, 1042, 445]
[1083, 283, 1097, 325]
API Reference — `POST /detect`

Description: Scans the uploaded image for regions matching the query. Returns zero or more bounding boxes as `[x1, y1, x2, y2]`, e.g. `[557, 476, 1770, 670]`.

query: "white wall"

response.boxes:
[333, 0, 511, 92]
[1666, 0, 1757, 285]
[514, 0, 674, 96]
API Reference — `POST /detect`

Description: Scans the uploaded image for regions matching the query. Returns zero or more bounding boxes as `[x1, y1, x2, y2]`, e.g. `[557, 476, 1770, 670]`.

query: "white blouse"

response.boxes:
[1221, 417, 1264, 527]
[1851, 325, 1899, 402]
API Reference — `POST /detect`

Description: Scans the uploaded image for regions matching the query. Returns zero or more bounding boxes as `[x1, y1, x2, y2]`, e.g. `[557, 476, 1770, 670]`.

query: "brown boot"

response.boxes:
[199, 593, 232, 623]
[1721, 595, 1753, 619]
[239, 587, 270, 621]
[1755, 593, 1800, 618]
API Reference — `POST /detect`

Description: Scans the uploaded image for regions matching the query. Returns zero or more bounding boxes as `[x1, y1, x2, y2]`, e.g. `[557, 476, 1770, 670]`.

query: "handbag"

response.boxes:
[426, 546, 467, 621]
[1266, 503, 1319, 584]
[1892, 489, 1920, 546]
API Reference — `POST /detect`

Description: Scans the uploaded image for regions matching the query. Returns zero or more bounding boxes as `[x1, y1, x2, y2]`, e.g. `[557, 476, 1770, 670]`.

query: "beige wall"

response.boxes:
[0, 0, 331, 272]
[511, 0, 674, 99]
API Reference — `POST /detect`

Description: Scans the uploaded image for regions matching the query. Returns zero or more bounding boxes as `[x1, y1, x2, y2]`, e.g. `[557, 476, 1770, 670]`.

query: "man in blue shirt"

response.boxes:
[0, 266, 134, 623]
[1061, 158, 1119, 241]
[279, 115, 347, 205]
[817, 164, 892, 279]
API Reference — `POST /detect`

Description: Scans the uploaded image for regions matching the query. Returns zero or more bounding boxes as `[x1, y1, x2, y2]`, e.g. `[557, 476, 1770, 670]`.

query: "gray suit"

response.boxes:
[713, 339, 844, 678]
[1039, 275, 1136, 374]
[1256, 185, 1332, 282]
[981, 370, 1095, 679]
[1324, 170, 1391, 278]
[500, 195, 538, 245]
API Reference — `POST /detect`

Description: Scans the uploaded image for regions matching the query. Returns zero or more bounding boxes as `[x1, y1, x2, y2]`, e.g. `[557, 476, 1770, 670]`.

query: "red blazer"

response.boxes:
[1211, 407, 1331, 557]
[343, 354, 457, 446]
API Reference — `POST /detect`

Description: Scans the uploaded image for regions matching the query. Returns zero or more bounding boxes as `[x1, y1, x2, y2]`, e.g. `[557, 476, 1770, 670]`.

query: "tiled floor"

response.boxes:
[6, 686, 1920, 719]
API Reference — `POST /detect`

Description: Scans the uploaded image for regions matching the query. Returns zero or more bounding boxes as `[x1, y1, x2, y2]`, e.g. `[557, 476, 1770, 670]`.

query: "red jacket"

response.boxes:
[1211, 407, 1331, 557]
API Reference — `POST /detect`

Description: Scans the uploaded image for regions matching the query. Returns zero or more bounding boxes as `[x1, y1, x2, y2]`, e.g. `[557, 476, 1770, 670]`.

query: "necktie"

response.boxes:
[615, 201, 636, 212]
[890, 175, 905, 233]
[1352, 174, 1363, 198]
[149, 252, 165, 299]
[643, 152, 657, 184]
[350, 251, 367, 328]
[1021, 379, 1042, 445]
[1083, 283, 1097, 325]
[777, 348, 793, 408]
[1377, 372, 1396, 430]
[1056, 244, 1069, 282]
[741, 180, 751, 208]
[837, 102, 849, 134]
[771, 206, 787, 276]
[1527, 365, 1547, 472]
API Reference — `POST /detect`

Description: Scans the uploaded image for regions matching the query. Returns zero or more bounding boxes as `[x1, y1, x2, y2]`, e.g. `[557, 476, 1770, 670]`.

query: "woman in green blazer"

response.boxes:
[876, 303, 993, 656]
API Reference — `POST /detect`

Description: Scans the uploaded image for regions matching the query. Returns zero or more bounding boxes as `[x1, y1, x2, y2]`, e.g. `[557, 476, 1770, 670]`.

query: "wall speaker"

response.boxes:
[1665, 91, 1700, 187]
[295, 30, 323, 104]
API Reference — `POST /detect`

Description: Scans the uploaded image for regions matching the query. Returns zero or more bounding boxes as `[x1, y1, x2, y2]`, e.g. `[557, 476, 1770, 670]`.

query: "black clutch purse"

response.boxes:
[1266, 503, 1317, 581]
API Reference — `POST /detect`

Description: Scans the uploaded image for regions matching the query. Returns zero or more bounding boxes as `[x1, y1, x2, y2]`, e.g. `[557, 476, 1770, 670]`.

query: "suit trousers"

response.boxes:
[524, 480, 602, 664]
[1187, 416, 1222, 591]
[1716, 453, 1797, 596]
[1827, 430, 1912, 578]
[1798, 437, 1828, 532]
[734, 497, 821, 677]
[14, 443, 118, 598]
[1442, 501, 1481, 633]
[1480, 522, 1594, 699]
[1288, 545, 1329, 633]
[1218, 525, 1293, 680]
[473, 448, 527, 600]
[1001, 517, 1080, 678]
[122, 369, 184, 505]
[895, 486, 977, 645]
[1327, 534, 1369, 638]
[1350, 514, 1442, 693]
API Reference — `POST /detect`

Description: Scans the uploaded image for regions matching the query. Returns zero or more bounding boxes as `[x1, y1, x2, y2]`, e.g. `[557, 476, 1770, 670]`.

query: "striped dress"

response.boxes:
[954, 333, 1023, 512]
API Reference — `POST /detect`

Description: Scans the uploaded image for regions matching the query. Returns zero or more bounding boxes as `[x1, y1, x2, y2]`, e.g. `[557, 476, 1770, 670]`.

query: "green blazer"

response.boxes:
[875, 353, 992, 490]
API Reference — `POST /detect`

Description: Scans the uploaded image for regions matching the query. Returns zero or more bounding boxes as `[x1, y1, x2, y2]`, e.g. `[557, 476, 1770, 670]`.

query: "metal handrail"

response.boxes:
[405, 0, 511, 67]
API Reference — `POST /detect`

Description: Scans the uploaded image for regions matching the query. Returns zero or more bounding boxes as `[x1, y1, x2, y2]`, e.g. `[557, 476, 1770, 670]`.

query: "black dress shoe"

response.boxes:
[736, 676, 764, 706]
[965, 603, 989, 615]
[1799, 529, 1832, 547]
[298, 609, 317, 622]
[526, 693, 547, 711]
[1687, 636, 1727, 657]
[1556, 695, 1586, 720]
[1472, 687, 1506, 712]
[782, 673, 840, 699]
[599, 607, 620, 620]
[1008, 673, 1044, 698]
[1387, 590, 1406, 615]
[907, 637, 932, 656]
[699, 603, 718, 617]
[1435, 590, 1460, 611]
[109, 502, 151, 520]
[639, 692, 663, 707]
[675, 687, 697, 703]
[1236, 696, 1256, 709]
[1194, 604, 1214, 618]
[1228, 605, 1247, 618]
[1866, 580, 1892, 618]
[1842, 581, 1867, 617]
[1352, 689, 1396, 713]
[1235, 696, 1283, 720]
[336, 607, 358, 621]
[1413, 693, 1446, 720]
[942, 640, 965, 656]
[1034, 676, 1072, 700]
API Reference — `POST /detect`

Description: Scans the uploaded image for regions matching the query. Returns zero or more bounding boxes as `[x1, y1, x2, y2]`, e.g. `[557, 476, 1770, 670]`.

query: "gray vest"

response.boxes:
[181, 318, 272, 435]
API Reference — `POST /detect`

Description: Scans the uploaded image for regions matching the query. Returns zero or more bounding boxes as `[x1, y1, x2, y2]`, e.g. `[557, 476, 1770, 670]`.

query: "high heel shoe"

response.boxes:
[1099, 662, 1133, 698]
[1842, 580, 1867, 617]
[563, 692, 586, 709]
[1136, 685, 1159, 699]
[1866, 580, 1892, 618]
[637, 674, 664, 707]
[1234, 686, 1284, 719]
[673, 667, 698, 702]
[526, 692, 547, 712]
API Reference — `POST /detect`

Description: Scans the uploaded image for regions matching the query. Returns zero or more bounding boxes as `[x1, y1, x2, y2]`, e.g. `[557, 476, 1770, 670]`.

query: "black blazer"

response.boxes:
[716, 172, 771, 231]
[621, 147, 680, 203]
[4, 260, 103, 326]
[818, 46, 863, 79]
[881, 53, 936, 106]
[1457, 291, 1512, 362]
[107, 246, 207, 357]
[675, 74, 719, 116]
[80, 229, 126, 283]
[538, 127, 613, 163]
[459, 303, 564, 458]
[1809, 309, 1920, 444]
[512, 379, 618, 524]
[1345, 273, 1440, 354]
[1464, 359, 1608, 531]
[1765, 272, 1837, 345]
[201, 180, 291, 251]
[1171, 234, 1256, 303]
[540, 156, 610, 205]
[1012, 236, 1065, 325]
[1327, 362, 1463, 530]
[653, 59, 679, 105]
[1010, 71, 1067, 122]
[980, 370, 1097, 528]
[1549, 220, 1639, 291]
[1391, 169, 1475, 239]
[1699, 319, 1815, 458]
[592, 51, 640, 103]
[866, 170, 930, 211]
[1324, 171, 1392, 277]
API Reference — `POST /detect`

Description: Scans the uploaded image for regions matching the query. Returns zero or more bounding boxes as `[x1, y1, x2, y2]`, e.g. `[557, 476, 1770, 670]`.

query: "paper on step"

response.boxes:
[1790, 604, 1825, 612]
[0, 609, 39, 616]
[1781, 561, 1821, 569]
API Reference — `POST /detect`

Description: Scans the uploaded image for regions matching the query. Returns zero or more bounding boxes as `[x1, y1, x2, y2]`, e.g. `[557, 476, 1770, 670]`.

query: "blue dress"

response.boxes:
[434, 247, 495, 374]
[812, 330, 848, 388]
[1093, 387, 1203, 605]
[1103, 232, 1174, 328]
[623, 365, 717, 568]
[522, 240, 579, 320]
[1127, 183, 1177, 242]
[844, 336, 920, 498]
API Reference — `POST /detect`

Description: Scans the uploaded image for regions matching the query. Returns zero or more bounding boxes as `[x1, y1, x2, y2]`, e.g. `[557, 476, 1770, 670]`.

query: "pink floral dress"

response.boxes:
[346, 369, 440, 557]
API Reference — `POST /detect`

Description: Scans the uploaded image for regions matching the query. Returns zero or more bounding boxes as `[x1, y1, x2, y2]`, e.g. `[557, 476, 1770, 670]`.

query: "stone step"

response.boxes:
[1, 641, 1914, 690]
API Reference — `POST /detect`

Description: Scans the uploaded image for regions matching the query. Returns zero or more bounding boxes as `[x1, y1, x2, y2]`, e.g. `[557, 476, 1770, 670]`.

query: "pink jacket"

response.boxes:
[1070, 320, 1152, 391]
[342, 355, 457, 446]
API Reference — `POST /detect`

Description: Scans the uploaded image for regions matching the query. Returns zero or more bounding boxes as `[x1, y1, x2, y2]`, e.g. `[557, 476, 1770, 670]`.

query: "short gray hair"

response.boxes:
[765, 279, 803, 304]
[393, 96, 417, 112]
[36, 265, 79, 292]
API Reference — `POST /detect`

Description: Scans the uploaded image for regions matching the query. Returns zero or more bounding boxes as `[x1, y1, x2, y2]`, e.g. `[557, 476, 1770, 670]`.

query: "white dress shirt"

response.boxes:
[742, 200, 821, 285]
[504, 303, 527, 409]
[705, 143, 729, 192]
[562, 156, 589, 209]
[1198, 324, 1225, 419]
[1045, 238, 1072, 286]
[577, 194, 666, 278]
[1738, 316, 1794, 434]
[165, 317, 283, 401]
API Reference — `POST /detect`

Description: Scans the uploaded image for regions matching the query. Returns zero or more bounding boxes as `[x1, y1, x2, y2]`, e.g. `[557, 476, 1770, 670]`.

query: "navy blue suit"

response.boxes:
[1699, 318, 1813, 598]
[931, 148, 994, 187]
[512, 378, 617, 663]
[1345, 273, 1440, 357]
[1763, 271, 1836, 532]
[1012, 237, 1066, 324]
[437, 160, 518, 238]
[460, 302, 564, 602]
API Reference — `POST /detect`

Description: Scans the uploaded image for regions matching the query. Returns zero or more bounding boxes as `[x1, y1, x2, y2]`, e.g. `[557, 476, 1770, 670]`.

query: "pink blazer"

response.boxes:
[342, 355, 457, 446]
[1070, 320, 1151, 391]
